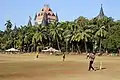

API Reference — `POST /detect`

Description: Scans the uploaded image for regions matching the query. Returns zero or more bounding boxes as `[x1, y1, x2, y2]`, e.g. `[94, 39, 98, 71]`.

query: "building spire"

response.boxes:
[56, 12, 59, 22]
[13, 23, 18, 36]
[96, 4, 105, 19]
[13, 23, 17, 31]
[28, 16, 32, 26]
[34, 13, 37, 21]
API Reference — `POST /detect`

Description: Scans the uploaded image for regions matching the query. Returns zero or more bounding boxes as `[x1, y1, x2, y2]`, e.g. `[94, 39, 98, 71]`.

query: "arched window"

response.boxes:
[42, 9, 44, 11]
[48, 8, 52, 11]
[48, 13, 51, 16]
[38, 13, 40, 16]
[52, 14, 55, 16]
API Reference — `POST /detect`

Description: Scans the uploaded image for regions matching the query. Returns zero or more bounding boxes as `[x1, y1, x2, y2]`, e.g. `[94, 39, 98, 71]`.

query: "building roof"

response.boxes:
[28, 16, 32, 26]
[96, 4, 106, 19]
[34, 13, 37, 20]
[35, 4, 57, 25]
[56, 12, 59, 22]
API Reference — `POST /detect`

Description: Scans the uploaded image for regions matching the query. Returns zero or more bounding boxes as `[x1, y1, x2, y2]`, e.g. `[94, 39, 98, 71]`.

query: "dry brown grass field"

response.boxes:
[0, 53, 120, 80]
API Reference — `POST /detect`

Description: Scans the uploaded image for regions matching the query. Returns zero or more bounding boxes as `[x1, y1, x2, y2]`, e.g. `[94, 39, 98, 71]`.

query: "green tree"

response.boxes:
[5, 20, 12, 33]
[73, 16, 91, 53]
[49, 22, 63, 51]
[32, 25, 46, 51]
[95, 26, 108, 53]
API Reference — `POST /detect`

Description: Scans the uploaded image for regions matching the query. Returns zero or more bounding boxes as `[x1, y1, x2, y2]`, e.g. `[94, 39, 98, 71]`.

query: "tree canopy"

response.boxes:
[0, 16, 120, 54]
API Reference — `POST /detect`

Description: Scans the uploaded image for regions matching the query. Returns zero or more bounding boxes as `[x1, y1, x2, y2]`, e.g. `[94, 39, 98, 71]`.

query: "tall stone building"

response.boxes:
[34, 4, 58, 26]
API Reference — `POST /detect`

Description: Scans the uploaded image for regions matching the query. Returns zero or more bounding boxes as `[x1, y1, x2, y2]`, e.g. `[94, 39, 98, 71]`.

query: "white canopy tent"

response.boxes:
[42, 47, 61, 53]
[6, 48, 20, 52]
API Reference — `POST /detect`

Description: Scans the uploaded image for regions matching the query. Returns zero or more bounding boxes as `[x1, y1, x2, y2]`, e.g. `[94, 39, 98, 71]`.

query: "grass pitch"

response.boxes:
[0, 53, 120, 80]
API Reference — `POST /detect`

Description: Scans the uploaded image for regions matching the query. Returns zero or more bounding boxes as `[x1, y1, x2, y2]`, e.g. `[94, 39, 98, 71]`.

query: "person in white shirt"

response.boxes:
[86, 52, 96, 71]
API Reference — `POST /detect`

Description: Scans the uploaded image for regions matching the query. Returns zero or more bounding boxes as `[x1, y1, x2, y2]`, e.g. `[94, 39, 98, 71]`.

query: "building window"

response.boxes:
[49, 8, 52, 11]
[38, 13, 40, 16]
[48, 13, 51, 16]
[41, 13, 43, 16]
[52, 14, 55, 16]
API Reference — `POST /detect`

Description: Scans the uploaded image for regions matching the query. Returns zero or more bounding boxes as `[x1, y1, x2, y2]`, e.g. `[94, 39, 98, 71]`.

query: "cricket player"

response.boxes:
[86, 52, 96, 71]
[36, 52, 39, 58]
[63, 53, 65, 61]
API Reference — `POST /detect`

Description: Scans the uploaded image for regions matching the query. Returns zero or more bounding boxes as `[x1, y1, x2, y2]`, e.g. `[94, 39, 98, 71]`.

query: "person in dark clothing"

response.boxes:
[87, 52, 96, 71]
[63, 53, 65, 61]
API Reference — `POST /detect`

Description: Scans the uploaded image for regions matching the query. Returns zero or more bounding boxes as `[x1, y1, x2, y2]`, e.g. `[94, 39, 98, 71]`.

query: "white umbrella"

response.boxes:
[42, 47, 60, 52]
[6, 48, 20, 52]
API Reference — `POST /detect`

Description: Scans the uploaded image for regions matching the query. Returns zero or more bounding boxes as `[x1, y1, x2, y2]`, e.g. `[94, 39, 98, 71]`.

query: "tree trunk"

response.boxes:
[77, 43, 81, 54]
[14, 40, 16, 48]
[12, 41, 14, 48]
[34, 40, 37, 52]
[34, 44, 37, 52]
[105, 49, 108, 55]
[85, 41, 88, 53]
[99, 38, 102, 54]
[92, 42, 95, 52]
[48, 37, 51, 47]
[21, 41, 24, 52]
[72, 42, 74, 52]
[28, 46, 31, 52]
[66, 41, 68, 52]
[41, 41, 44, 50]
[57, 39, 61, 51]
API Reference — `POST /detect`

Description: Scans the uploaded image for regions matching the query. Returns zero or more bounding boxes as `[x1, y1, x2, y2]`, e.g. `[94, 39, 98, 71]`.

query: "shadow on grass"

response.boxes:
[0, 73, 31, 78]
[95, 67, 107, 71]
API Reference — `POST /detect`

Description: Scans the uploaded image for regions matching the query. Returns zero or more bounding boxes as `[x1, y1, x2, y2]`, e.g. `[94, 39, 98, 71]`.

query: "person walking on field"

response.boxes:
[86, 52, 96, 71]
[63, 53, 65, 61]
[36, 52, 39, 58]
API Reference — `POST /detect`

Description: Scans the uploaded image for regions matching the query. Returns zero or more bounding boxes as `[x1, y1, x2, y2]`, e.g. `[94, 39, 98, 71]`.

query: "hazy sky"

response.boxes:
[0, 0, 120, 30]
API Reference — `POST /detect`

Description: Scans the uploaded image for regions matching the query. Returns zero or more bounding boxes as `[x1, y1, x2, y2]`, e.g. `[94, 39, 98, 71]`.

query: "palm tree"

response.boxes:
[32, 25, 46, 51]
[62, 23, 71, 52]
[23, 26, 35, 52]
[5, 20, 12, 33]
[73, 16, 91, 53]
[95, 26, 108, 53]
[92, 17, 110, 53]
[81, 28, 91, 53]
[0, 30, 4, 50]
[3, 20, 13, 49]
[105, 21, 120, 54]
[72, 26, 91, 53]
[49, 22, 63, 51]
[17, 25, 28, 52]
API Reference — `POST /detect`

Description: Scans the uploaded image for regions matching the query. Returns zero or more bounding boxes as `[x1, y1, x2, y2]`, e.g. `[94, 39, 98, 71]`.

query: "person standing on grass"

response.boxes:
[86, 52, 96, 71]
[36, 52, 39, 58]
[63, 53, 65, 61]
